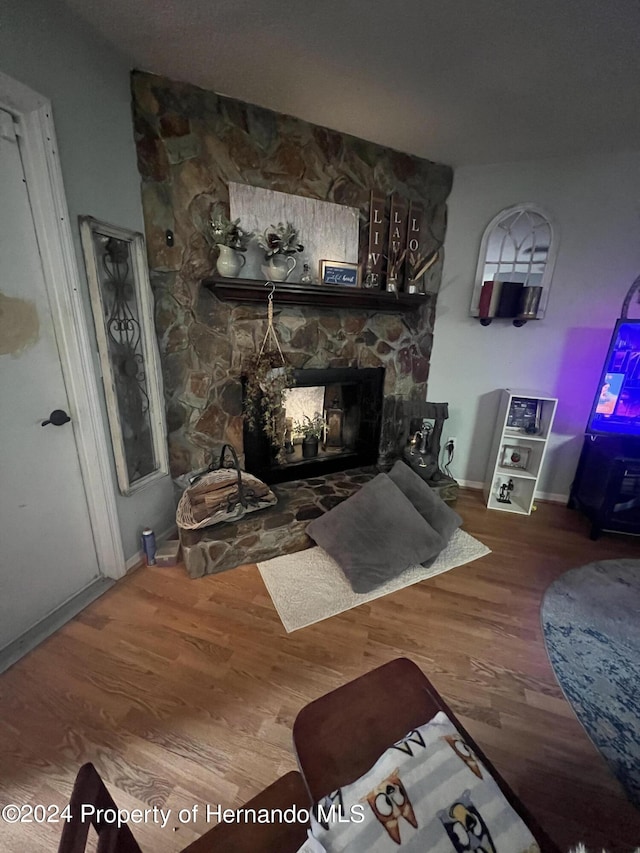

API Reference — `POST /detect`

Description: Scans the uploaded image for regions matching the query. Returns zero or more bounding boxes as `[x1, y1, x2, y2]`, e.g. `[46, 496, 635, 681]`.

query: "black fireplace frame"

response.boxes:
[243, 366, 385, 484]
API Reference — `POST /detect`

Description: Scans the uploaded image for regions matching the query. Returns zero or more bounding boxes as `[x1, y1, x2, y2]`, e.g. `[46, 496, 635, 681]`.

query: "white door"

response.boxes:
[0, 107, 101, 651]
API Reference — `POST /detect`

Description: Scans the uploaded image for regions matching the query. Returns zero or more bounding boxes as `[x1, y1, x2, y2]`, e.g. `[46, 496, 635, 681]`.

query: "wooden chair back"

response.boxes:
[57, 762, 142, 853]
[293, 657, 560, 853]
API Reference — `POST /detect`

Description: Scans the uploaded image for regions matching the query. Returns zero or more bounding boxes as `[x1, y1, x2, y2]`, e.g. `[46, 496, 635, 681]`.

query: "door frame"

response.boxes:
[0, 71, 125, 579]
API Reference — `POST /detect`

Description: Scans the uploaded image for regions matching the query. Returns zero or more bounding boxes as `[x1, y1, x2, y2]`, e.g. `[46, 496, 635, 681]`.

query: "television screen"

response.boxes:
[587, 319, 640, 435]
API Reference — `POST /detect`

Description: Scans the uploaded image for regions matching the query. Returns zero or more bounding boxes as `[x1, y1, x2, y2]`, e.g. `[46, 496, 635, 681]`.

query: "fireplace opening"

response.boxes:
[243, 367, 384, 484]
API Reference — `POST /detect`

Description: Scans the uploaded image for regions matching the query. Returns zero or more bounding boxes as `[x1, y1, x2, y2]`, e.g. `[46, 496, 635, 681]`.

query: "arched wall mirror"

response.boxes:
[470, 204, 558, 321]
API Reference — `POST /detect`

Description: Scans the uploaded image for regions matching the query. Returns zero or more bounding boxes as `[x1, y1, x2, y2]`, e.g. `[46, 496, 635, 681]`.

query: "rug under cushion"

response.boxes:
[257, 529, 490, 632]
[541, 559, 640, 808]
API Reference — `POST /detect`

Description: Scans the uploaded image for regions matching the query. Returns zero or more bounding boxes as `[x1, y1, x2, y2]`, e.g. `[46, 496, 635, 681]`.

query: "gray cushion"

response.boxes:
[388, 459, 462, 542]
[306, 473, 445, 593]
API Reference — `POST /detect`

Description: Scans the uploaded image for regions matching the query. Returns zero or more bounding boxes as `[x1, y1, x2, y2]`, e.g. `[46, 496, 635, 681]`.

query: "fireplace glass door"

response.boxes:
[243, 367, 384, 483]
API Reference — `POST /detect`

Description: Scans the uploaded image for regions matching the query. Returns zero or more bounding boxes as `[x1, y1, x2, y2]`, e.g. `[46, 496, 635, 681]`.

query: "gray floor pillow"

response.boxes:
[307, 473, 445, 593]
[388, 459, 462, 542]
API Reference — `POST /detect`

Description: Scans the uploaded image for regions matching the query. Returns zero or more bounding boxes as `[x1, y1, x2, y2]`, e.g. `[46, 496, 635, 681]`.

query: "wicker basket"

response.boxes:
[176, 444, 277, 531]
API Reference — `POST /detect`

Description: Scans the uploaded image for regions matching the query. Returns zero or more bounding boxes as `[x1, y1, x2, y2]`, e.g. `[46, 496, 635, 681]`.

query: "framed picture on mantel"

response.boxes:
[319, 260, 360, 287]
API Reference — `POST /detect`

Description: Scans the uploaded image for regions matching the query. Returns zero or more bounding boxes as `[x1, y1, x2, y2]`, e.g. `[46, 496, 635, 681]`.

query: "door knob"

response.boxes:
[41, 409, 71, 427]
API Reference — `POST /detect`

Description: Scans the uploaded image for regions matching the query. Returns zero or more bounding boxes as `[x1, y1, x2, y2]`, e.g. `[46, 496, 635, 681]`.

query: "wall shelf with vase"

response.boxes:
[202, 277, 432, 312]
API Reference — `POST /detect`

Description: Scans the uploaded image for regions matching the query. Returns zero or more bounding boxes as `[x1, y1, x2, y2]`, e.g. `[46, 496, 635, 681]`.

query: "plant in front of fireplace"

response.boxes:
[243, 351, 295, 464]
[294, 412, 326, 459]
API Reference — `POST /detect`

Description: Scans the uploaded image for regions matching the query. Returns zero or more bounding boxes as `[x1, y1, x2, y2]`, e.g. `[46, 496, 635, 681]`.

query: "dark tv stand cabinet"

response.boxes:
[569, 435, 640, 539]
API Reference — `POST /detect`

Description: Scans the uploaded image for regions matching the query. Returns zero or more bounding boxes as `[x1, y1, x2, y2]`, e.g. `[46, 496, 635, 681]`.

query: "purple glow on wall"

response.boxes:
[549, 326, 613, 437]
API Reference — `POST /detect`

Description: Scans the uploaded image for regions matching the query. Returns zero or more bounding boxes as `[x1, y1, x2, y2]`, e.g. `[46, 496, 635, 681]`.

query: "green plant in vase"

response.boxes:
[294, 412, 326, 459]
[206, 206, 252, 278]
[257, 221, 304, 281]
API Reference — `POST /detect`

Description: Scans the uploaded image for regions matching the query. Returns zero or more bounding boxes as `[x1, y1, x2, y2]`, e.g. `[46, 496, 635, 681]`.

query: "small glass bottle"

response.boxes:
[363, 255, 379, 289]
[300, 263, 314, 285]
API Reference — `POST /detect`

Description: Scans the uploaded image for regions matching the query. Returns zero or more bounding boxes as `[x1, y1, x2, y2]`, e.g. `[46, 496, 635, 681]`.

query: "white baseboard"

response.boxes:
[125, 523, 178, 571]
[0, 523, 179, 673]
[0, 578, 114, 674]
[457, 479, 484, 490]
[534, 491, 569, 504]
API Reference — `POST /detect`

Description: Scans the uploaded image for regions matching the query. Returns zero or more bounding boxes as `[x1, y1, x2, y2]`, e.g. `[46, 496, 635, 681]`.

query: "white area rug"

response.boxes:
[257, 529, 490, 632]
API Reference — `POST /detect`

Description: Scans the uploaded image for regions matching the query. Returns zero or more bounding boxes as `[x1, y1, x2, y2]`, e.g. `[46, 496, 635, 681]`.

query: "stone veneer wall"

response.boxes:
[131, 71, 453, 476]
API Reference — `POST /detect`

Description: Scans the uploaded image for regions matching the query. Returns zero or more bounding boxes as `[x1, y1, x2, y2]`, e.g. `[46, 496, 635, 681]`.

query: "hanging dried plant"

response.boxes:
[243, 351, 295, 457]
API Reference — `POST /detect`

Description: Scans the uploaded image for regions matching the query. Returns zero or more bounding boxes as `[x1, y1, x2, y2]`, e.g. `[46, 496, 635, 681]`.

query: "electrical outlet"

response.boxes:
[446, 437, 457, 454]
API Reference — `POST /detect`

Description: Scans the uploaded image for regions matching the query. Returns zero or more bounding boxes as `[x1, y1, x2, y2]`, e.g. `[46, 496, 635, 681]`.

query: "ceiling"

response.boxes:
[62, 0, 640, 167]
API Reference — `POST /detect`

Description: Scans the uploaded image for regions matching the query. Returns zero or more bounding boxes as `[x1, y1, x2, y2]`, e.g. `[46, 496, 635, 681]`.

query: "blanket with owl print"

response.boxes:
[300, 711, 540, 852]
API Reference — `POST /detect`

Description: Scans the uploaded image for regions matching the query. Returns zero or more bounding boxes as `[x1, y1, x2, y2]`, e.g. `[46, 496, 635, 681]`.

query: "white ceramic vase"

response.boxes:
[261, 254, 296, 282]
[216, 244, 246, 278]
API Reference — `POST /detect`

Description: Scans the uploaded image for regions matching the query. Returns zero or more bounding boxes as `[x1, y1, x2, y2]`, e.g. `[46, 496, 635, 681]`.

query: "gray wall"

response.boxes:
[0, 0, 176, 559]
[428, 150, 640, 499]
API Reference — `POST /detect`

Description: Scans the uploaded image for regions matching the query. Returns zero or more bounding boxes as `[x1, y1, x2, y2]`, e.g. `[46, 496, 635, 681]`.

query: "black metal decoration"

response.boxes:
[80, 216, 169, 495]
[497, 478, 515, 504]
[99, 235, 154, 483]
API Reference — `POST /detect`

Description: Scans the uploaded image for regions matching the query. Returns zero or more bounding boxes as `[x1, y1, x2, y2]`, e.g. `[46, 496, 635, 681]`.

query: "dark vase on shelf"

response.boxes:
[302, 437, 319, 458]
[270, 443, 282, 462]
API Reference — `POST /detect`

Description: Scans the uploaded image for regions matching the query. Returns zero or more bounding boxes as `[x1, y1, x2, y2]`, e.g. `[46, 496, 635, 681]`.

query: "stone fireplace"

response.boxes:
[180, 290, 438, 482]
[130, 72, 453, 483]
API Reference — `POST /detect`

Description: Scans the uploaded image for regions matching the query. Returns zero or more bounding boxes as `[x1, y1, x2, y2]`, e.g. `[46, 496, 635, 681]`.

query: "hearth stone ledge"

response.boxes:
[179, 465, 459, 579]
[180, 467, 377, 579]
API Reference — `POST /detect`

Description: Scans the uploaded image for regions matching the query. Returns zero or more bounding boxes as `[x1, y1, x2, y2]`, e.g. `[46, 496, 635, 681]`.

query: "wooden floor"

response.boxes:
[1, 489, 639, 852]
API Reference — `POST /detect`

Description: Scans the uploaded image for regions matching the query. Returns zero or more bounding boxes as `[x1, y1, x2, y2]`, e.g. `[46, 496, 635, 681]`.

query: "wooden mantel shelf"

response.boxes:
[202, 277, 431, 312]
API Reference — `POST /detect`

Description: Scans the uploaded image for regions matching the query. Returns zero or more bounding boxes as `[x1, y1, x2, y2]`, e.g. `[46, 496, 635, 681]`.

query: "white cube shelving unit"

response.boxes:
[484, 389, 558, 515]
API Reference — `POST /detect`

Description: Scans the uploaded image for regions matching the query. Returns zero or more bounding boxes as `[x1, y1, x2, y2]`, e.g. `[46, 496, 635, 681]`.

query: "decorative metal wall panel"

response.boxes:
[80, 218, 169, 495]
